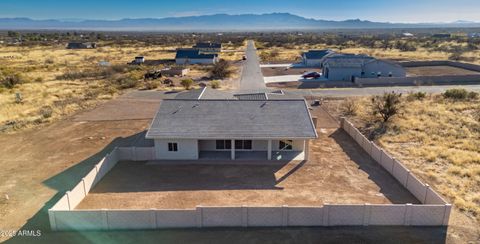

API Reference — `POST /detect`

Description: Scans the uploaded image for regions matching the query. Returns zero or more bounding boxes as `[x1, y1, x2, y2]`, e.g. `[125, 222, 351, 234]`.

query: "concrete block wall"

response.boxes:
[340, 118, 451, 225]
[49, 129, 453, 231]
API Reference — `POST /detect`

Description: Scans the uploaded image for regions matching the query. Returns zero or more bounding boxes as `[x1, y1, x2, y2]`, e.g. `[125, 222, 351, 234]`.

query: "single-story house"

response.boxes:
[146, 88, 318, 161]
[66, 41, 96, 49]
[175, 48, 219, 65]
[193, 42, 222, 53]
[322, 54, 406, 81]
[301, 49, 335, 67]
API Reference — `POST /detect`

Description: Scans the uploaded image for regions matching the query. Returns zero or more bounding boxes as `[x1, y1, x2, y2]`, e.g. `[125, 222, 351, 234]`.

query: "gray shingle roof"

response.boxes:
[175, 88, 303, 101]
[324, 54, 375, 68]
[146, 99, 317, 139]
[303, 49, 333, 59]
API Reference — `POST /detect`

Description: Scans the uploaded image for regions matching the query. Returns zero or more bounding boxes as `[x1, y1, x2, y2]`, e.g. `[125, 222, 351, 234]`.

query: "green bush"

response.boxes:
[180, 79, 194, 90]
[407, 91, 426, 101]
[144, 80, 160, 90]
[1, 71, 26, 89]
[371, 92, 402, 122]
[210, 59, 232, 79]
[443, 88, 469, 100]
[468, 91, 479, 100]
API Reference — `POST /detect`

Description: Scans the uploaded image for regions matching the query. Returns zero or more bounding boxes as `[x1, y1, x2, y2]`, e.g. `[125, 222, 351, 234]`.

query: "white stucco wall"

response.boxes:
[154, 139, 198, 160]
[363, 60, 406, 78]
[176, 58, 216, 65]
[303, 59, 323, 67]
[325, 67, 362, 81]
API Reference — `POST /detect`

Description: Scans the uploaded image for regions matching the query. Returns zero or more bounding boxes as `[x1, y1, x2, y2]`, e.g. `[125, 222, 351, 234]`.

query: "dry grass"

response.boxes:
[325, 94, 480, 221]
[257, 42, 480, 64]
[0, 42, 238, 132]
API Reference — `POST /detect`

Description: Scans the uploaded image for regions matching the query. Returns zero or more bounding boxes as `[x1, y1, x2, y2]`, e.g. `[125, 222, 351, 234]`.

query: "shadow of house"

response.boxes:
[4, 132, 146, 243]
[329, 129, 420, 204]
[89, 161, 288, 193]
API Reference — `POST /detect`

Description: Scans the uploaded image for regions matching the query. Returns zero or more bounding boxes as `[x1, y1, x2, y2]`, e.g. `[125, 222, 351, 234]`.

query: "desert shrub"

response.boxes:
[468, 91, 479, 100]
[56, 70, 97, 80]
[163, 79, 174, 86]
[210, 80, 221, 89]
[371, 92, 402, 122]
[0, 71, 26, 89]
[45, 58, 55, 64]
[443, 88, 469, 100]
[180, 79, 194, 90]
[39, 106, 53, 119]
[341, 99, 358, 116]
[115, 77, 140, 89]
[407, 91, 426, 101]
[34, 77, 44, 82]
[84, 89, 100, 100]
[210, 59, 232, 79]
[144, 80, 160, 90]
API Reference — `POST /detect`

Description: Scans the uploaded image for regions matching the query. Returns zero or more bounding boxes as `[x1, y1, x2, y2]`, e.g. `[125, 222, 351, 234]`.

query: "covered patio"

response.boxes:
[198, 139, 308, 161]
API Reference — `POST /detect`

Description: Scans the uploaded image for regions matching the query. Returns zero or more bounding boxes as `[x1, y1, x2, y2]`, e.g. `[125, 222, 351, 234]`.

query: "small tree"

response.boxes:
[371, 92, 402, 122]
[180, 78, 194, 90]
[210, 59, 232, 79]
[341, 99, 358, 116]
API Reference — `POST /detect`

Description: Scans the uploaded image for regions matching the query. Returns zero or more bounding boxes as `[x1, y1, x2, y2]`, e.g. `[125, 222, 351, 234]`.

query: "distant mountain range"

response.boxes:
[0, 13, 479, 31]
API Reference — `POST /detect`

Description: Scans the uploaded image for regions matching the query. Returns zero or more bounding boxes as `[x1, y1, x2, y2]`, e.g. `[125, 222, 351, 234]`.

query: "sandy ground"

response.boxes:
[77, 126, 418, 209]
[406, 65, 480, 76]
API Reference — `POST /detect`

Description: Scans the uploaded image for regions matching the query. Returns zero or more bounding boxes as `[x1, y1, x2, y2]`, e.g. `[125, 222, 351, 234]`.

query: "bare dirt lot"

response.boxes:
[406, 65, 480, 76]
[262, 67, 322, 77]
[76, 125, 418, 209]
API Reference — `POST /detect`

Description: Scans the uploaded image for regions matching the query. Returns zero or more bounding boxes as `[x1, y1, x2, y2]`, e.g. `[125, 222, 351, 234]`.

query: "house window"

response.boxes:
[168, 142, 178, 152]
[279, 140, 293, 150]
[234, 140, 253, 150]
[216, 140, 231, 150]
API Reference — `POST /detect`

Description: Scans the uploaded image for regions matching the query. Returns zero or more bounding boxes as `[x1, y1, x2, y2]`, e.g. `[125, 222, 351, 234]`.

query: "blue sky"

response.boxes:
[0, 0, 479, 22]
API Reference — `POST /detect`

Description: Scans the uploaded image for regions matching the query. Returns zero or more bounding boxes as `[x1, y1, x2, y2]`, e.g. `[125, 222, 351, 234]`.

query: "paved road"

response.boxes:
[285, 84, 480, 97]
[239, 40, 267, 90]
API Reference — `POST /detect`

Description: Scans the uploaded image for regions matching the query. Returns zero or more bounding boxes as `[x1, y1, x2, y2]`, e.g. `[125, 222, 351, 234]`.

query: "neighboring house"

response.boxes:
[193, 42, 222, 53]
[432, 33, 451, 38]
[301, 49, 335, 67]
[322, 54, 406, 81]
[146, 88, 318, 161]
[66, 41, 96, 49]
[175, 48, 219, 65]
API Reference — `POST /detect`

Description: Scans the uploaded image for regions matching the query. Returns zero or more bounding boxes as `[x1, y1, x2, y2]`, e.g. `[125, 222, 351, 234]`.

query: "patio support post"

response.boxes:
[267, 140, 272, 160]
[304, 140, 310, 161]
[231, 139, 235, 160]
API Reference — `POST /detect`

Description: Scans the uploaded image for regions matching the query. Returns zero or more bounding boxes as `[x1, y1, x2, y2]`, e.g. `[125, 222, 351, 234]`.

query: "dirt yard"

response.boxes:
[76, 116, 418, 209]
[262, 67, 322, 77]
[406, 65, 480, 76]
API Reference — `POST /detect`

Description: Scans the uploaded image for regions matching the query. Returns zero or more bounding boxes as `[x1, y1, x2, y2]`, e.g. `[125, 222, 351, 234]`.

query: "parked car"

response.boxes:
[242, 55, 247, 60]
[302, 71, 321, 79]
